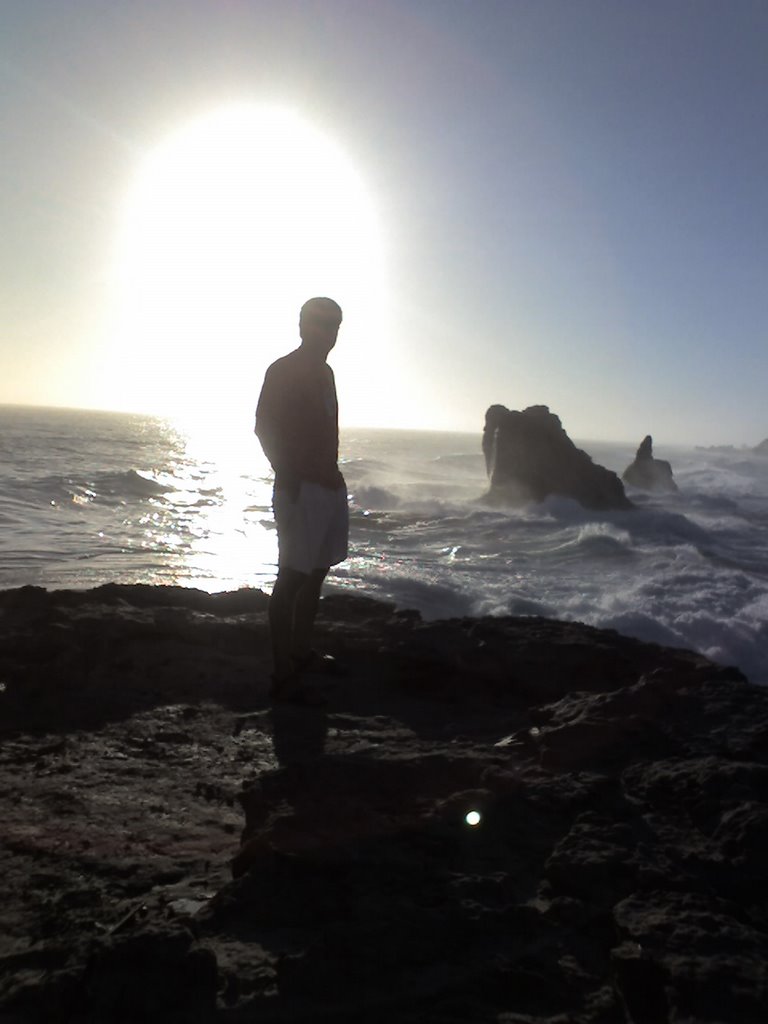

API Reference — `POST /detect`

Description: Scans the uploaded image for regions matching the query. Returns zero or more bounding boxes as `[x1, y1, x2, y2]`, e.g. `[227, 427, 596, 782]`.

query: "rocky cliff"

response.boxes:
[1, 584, 766, 1022]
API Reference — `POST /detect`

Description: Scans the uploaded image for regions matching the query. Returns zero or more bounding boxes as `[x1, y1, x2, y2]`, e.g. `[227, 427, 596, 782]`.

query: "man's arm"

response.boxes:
[254, 364, 283, 469]
[255, 363, 316, 490]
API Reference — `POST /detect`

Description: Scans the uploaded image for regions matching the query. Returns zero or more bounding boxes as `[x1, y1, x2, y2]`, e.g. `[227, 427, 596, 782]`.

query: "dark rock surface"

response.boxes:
[483, 405, 633, 510]
[1, 584, 767, 1022]
[754, 438, 768, 456]
[622, 436, 678, 493]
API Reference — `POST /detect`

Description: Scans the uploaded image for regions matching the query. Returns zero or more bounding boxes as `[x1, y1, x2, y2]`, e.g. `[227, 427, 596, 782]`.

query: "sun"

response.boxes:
[107, 103, 387, 435]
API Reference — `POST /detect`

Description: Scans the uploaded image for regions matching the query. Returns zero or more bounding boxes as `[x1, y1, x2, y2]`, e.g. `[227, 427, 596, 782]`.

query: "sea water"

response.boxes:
[1, 405, 767, 684]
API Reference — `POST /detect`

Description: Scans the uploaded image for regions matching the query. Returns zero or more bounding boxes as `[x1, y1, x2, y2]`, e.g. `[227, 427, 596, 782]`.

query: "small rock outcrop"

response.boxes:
[754, 438, 768, 456]
[483, 404, 632, 510]
[622, 435, 678, 492]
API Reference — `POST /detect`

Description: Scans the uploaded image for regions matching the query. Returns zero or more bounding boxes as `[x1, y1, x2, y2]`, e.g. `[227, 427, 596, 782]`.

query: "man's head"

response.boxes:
[299, 297, 343, 359]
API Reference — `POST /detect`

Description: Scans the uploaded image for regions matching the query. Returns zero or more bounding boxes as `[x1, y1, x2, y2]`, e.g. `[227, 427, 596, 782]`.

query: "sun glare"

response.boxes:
[108, 104, 387, 437]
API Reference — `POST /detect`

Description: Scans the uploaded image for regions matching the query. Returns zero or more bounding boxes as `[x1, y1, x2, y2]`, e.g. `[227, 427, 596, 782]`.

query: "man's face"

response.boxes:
[301, 307, 342, 359]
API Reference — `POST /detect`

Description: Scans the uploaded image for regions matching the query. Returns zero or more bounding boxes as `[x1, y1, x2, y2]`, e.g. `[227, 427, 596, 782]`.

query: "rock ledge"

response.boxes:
[1, 584, 766, 1023]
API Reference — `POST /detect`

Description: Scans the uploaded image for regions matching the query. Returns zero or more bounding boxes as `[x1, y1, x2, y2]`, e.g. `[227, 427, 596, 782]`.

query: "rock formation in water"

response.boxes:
[754, 438, 768, 455]
[483, 404, 633, 510]
[622, 434, 678, 492]
[1, 584, 766, 1022]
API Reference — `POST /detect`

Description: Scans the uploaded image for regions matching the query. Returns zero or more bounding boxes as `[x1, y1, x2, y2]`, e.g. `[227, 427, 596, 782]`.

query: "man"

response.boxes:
[255, 297, 348, 701]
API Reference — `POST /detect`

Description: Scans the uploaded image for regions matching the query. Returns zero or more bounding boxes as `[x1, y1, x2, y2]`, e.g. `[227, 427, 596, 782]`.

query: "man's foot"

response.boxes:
[292, 650, 345, 676]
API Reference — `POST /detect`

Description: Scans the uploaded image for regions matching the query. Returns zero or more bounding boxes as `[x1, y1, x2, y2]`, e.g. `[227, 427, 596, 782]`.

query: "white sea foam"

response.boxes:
[339, 432, 768, 684]
[1, 407, 767, 684]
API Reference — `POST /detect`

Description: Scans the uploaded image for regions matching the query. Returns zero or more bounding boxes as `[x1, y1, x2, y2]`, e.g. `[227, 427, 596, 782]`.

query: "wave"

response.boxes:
[333, 567, 476, 620]
[93, 469, 176, 500]
[551, 523, 634, 560]
[350, 485, 401, 510]
[3, 469, 178, 510]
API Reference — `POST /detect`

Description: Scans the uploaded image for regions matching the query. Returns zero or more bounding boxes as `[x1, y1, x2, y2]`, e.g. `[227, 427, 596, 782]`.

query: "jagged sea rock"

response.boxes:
[622, 434, 678, 492]
[483, 404, 633, 510]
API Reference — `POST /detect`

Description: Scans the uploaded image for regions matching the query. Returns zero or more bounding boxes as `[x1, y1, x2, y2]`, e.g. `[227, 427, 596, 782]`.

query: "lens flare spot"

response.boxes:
[465, 810, 482, 828]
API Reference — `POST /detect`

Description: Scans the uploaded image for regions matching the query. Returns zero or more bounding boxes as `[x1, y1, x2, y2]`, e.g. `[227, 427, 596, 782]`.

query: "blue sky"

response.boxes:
[1, 1, 766, 444]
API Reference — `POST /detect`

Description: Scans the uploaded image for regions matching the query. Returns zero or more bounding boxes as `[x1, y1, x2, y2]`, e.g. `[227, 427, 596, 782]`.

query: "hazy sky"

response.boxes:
[2, 1, 766, 444]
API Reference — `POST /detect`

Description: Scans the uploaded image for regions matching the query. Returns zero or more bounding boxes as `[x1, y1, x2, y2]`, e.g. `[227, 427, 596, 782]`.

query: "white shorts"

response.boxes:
[273, 482, 349, 575]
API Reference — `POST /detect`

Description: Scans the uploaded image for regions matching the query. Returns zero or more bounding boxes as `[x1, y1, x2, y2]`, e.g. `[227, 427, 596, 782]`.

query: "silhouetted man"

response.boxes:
[255, 297, 348, 701]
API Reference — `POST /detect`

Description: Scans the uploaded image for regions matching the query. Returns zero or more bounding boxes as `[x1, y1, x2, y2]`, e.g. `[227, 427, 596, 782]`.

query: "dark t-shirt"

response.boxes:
[255, 348, 343, 493]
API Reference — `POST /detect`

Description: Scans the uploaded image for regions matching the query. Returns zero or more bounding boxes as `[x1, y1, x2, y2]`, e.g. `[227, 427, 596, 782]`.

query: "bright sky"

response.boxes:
[1, 1, 766, 444]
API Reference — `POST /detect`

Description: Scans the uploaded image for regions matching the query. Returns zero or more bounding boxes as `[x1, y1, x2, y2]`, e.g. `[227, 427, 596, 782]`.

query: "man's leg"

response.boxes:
[291, 568, 328, 664]
[269, 566, 307, 682]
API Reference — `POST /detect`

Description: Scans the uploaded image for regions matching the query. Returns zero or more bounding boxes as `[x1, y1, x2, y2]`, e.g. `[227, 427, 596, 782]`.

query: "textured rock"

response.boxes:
[483, 404, 633, 510]
[613, 892, 768, 1023]
[0, 584, 766, 1022]
[622, 435, 678, 492]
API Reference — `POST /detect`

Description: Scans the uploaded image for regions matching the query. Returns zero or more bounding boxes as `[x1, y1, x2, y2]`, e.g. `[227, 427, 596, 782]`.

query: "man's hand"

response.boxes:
[316, 468, 345, 491]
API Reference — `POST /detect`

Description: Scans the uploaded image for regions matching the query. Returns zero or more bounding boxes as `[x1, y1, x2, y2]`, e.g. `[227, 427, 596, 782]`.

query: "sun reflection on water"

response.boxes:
[136, 415, 279, 593]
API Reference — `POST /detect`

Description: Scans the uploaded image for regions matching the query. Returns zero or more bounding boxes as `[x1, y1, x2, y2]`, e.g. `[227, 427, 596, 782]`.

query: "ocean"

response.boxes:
[1, 405, 767, 685]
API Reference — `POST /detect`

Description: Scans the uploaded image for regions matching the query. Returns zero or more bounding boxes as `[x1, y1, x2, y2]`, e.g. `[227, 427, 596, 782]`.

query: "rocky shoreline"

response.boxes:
[1, 584, 767, 1022]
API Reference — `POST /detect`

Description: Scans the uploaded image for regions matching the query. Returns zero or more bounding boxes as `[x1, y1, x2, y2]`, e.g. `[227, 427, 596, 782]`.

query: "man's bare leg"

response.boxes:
[269, 567, 307, 682]
[292, 568, 328, 665]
